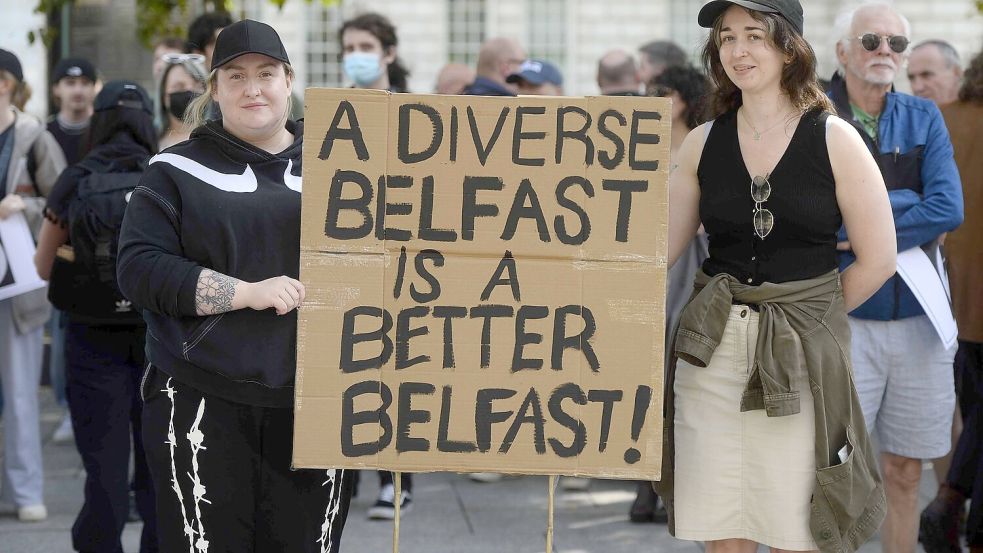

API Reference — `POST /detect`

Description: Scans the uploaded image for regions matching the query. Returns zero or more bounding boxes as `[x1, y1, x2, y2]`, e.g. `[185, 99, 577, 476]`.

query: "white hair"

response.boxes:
[833, 1, 913, 73]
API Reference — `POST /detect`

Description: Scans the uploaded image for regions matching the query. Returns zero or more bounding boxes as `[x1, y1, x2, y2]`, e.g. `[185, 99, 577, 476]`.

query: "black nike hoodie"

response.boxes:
[118, 119, 304, 407]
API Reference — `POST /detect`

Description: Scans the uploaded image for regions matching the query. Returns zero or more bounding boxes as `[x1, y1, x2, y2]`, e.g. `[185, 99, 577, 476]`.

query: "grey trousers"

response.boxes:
[0, 298, 44, 507]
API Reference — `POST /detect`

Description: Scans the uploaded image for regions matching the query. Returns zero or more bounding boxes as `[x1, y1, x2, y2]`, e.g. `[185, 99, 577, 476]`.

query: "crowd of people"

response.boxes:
[0, 0, 980, 552]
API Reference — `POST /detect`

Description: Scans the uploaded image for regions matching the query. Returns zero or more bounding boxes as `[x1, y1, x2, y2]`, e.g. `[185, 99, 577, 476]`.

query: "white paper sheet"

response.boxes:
[0, 212, 46, 302]
[896, 246, 958, 350]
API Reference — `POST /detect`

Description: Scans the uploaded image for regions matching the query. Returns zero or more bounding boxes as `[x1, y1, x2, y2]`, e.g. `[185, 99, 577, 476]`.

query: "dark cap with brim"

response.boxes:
[93, 80, 153, 115]
[506, 59, 563, 86]
[0, 49, 23, 82]
[698, 0, 804, 35]
[210, 19, 290, 71]
[52, 57, 97, 84]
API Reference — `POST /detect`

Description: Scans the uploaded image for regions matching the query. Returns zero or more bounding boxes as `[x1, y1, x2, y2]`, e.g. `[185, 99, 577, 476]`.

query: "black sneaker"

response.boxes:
[367, 484, 412, 520]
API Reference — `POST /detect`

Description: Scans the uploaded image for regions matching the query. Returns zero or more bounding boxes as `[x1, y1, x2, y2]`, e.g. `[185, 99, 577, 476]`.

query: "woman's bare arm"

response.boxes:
[667, 123, 706, 269]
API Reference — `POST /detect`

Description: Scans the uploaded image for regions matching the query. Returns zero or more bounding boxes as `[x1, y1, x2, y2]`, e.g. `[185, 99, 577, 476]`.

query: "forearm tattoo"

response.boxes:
[195, 269, 239, 315]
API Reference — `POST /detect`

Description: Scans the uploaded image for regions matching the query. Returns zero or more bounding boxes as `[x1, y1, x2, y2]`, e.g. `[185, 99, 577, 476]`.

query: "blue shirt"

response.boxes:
[828, 72, 964, 320]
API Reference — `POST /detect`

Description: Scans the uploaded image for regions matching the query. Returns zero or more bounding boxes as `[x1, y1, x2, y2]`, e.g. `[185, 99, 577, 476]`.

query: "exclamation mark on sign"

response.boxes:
[623, 385, 652, 464]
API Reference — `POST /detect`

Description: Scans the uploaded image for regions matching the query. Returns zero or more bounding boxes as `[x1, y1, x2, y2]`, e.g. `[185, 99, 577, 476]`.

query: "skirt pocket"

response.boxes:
[814, 426, 879, 538]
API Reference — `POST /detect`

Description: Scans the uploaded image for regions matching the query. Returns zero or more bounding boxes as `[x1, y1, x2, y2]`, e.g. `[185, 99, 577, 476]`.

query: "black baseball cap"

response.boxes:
[93, 80, 153, 115]
[210, 19, 290, 71]
[698, 0, 804, 36]
[51, 58, 97, 84]
[0, 49, 23, 82]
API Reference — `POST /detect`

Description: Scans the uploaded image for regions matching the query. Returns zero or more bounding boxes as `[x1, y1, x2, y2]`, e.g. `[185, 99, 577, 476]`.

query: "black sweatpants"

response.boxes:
[947, 340, 982, 546]
[65, 323, 156, 553]
[141, 366, 354, 553]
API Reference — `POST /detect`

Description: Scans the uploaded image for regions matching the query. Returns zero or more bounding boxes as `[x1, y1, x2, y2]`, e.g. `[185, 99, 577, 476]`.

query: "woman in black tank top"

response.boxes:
[662, 1, 896, 551]
[699, 107, 841, 285]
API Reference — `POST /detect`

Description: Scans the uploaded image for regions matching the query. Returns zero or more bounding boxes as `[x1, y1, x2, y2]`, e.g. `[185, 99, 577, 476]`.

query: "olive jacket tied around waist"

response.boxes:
[653, 269, 886, 553]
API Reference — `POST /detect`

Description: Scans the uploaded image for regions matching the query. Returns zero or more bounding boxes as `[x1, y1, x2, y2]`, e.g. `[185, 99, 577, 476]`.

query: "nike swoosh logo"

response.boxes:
[284, 159, 302, 193]
[150, 153, 258, 193]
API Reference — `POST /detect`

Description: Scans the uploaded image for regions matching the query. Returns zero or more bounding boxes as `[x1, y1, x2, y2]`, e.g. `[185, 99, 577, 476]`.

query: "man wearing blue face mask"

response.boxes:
[340, 13, 411, 93]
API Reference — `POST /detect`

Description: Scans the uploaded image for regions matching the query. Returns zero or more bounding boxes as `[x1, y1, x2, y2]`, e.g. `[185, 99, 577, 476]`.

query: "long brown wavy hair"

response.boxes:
[701, 7, 833, 117]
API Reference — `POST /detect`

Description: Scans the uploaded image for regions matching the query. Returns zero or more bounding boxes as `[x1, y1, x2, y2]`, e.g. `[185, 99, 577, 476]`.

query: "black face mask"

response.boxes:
[167, 91, 199, 120]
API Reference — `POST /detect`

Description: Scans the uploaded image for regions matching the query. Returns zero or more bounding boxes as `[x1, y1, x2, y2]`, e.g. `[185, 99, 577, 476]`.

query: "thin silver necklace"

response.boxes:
[740, 106, 794, 141]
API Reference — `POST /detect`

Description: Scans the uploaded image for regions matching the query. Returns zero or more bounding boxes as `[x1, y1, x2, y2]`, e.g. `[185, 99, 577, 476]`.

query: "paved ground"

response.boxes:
[1, 387, 936, 553]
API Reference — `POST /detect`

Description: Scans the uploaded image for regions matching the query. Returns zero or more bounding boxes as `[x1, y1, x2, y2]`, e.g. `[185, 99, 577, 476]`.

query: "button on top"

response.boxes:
[746, 278, 753, 284]
[740, 309, 748, 318]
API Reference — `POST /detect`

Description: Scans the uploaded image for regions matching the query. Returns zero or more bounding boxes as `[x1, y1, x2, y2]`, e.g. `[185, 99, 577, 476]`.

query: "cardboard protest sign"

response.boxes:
[294, 89, 669, 480]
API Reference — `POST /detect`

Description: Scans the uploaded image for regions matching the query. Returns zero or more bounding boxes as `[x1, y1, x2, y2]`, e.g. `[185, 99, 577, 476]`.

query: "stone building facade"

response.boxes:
[259, 0, 983, 97]
[6, 0, 983, 116]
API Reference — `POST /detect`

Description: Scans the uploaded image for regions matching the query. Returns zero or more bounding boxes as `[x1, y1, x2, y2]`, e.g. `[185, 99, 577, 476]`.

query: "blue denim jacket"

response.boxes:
[828, 73, 964, 320]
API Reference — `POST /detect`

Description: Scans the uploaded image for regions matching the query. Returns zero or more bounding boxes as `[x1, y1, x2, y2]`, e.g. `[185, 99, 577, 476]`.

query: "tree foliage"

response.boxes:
[30, 0, 337, 48]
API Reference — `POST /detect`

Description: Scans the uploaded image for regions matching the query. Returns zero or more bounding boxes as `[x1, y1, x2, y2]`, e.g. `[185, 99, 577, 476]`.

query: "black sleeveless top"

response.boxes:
[697, 107, 841, 285]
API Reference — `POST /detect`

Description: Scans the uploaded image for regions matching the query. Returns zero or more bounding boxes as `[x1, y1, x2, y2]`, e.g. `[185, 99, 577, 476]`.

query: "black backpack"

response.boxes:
[49, 168, 145, 325]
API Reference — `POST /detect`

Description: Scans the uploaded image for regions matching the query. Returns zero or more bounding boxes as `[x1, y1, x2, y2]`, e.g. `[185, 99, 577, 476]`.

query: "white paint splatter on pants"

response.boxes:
[318, 469, 346, 553]
[163, 378, 196, 553]
[187, 399, 211, 552]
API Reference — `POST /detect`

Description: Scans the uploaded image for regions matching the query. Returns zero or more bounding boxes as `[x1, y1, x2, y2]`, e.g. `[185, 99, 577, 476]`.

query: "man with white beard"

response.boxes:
[827, 3, 964, 553]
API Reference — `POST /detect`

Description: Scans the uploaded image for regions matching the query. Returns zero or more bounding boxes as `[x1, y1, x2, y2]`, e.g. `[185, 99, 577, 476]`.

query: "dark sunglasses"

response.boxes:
[857, 33, 909, 53]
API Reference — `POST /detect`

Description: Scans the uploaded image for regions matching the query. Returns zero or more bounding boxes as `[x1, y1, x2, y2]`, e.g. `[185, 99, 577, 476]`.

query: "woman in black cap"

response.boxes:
[660, 1, 896, 551]
[116, 19, 353, 552]
[35, 80, 159, 553]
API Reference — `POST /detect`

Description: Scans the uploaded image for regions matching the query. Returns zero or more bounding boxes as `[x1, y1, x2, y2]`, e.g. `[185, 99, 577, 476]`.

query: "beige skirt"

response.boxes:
[673, 305, 818, 550]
